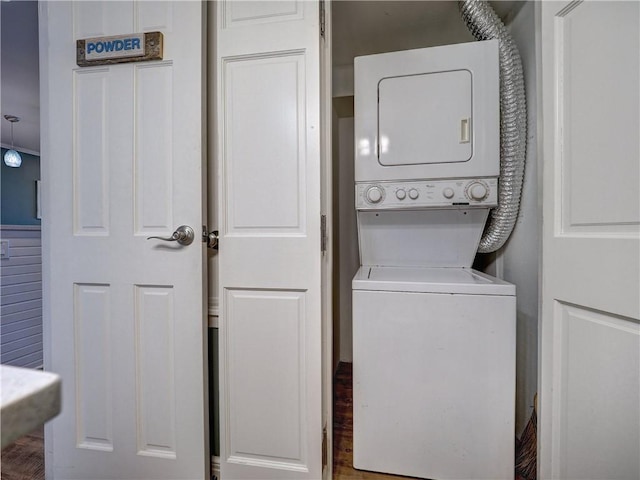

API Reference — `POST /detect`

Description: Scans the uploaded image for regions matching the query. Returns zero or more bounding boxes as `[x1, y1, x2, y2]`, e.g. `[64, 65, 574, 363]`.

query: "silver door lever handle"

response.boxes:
[147, 225, 195, 246]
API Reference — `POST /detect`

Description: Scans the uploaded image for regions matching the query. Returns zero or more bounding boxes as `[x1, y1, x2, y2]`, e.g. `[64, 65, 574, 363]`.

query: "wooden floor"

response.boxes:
[334, 362, 533, 480]
[1, 428, 44, 480]
[0, 363, 415, 480]
[333, 362, 417, 480]
[1, 363, 533, 480]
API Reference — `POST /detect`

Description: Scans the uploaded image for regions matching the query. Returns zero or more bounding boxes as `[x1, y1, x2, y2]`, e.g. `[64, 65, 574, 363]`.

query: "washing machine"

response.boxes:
[352, 40, 516, 480]
[352, 267, 515, 479]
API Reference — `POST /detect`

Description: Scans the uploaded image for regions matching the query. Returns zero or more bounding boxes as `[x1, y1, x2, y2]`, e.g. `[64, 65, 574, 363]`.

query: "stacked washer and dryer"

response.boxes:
[352, 40, 516, 479]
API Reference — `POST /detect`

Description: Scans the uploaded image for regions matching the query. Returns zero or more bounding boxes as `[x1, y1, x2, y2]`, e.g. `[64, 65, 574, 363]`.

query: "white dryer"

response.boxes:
[354, 40, 499, 183]
[352, 40, 516, 480]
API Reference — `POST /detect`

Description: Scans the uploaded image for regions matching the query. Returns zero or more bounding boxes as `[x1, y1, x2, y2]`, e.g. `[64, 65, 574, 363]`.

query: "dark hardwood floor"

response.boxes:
[0, 363, 416, 480]
[333, 362, 417, 480]
[1, 428, 44, 480]
[334, 362, 535, 480]
[1, 363, 534, 480]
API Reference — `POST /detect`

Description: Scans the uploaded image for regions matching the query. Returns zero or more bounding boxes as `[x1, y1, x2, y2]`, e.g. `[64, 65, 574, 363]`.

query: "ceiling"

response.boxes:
[0, 1, 524, 156]
[332, 1, 524, 66]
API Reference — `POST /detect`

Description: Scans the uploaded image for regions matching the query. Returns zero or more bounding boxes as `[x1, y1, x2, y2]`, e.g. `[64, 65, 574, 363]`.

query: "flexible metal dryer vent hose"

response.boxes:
[458, 0, 527, 253]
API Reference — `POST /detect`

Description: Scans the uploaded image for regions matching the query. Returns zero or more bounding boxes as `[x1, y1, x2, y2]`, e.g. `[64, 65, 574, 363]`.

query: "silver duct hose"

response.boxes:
[458, 0, 527, 253]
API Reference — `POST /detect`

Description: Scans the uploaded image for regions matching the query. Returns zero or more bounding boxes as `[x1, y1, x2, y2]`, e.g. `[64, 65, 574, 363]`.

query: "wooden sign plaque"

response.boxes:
[76, 32, 163, 67]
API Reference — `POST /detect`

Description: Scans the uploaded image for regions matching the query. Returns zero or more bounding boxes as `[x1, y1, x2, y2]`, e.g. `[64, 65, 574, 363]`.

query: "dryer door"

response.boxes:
[378, 70, 472, 166]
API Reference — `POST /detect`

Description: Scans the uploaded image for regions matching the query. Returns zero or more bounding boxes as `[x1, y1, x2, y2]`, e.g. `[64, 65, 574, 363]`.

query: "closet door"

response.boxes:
[214, 2, 324, 479]
[539, 2, 640, 479]
[41, 2, 207, 479]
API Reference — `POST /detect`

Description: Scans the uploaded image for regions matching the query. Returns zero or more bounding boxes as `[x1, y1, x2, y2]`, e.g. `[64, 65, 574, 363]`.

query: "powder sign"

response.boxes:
[76, 32, 163, 67]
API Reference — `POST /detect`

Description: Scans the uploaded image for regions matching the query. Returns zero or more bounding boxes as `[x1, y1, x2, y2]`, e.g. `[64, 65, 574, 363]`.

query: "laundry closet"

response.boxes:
[208, 1, 540, 478]
[329, 0, 538, 454]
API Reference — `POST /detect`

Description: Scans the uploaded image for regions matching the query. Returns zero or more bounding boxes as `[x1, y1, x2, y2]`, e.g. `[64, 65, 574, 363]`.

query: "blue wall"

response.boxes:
[1, 148, 41, 225]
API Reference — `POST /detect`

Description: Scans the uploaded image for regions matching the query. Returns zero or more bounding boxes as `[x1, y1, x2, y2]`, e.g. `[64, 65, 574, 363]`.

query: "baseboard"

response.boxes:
[211, 455, 221, 480]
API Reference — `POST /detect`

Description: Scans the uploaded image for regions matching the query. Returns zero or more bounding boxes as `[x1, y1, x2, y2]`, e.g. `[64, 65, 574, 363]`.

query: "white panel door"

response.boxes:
[539, 2, 640, 479]
[40, 2, 207, 479]
[214, 1, 323, 479]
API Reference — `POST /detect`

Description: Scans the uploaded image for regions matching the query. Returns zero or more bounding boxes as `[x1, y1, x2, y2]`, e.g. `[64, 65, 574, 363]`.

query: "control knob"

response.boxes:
[408, 188, 419, 200]
[396, 189, 406, 200]
[442, 187, 455, 199]
[465, 181, 489, 201]
[366, 185, 384, 204]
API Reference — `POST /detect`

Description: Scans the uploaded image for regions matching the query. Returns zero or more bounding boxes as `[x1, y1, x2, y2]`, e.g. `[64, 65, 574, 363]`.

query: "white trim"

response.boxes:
[208, 296, 219, 327]
[0, 143, 41, 157]
[208, 297, 219, 319]
[36, 181, 42, 220]
[38, 2, 53, 479]
[321, 3, 334, 478]
[227, 455, 309, 473]
[0, 225, 42, 231]
[211, 456, 221, 480]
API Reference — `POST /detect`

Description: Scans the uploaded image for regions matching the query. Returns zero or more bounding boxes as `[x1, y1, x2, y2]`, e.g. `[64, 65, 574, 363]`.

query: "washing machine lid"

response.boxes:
[352, 266, 515, 296]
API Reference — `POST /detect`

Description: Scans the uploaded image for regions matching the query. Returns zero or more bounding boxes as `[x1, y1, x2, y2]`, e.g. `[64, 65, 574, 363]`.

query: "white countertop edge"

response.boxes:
[1, 365, 61, 449]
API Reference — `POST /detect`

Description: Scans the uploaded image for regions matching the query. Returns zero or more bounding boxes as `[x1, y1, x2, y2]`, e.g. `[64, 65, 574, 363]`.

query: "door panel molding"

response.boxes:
[134, 62, 175, 234]
[134, 285, 177, 459]
[74, 283, 113, 451]
[551, 301, 639, 480]
[224, 289, 308, 471]
[222, 51, 308, 235]
[73, 69, 111, 235]
[554, 1, 640, 236]
[222, 0, 303, 29]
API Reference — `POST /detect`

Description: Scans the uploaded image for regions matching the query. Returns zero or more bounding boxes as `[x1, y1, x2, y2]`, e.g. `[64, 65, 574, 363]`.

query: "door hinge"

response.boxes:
[322, 426, 328, 470]
[319, 0, 326, 38]
[321, 214, 327, 255]
[202, 226, 219, 250]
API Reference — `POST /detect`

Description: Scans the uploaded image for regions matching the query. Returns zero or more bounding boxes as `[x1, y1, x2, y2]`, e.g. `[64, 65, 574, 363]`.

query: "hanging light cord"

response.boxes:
[3, 115, 23, 168]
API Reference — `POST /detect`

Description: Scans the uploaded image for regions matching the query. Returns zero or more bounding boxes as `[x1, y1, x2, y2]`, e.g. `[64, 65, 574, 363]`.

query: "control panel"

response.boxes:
[356, 178, 498, 210]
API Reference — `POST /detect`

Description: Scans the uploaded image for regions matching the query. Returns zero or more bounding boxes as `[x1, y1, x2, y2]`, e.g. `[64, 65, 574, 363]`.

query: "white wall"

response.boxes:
[331, 105, 342, 370]
[334, 117, 359, 363]
[502, 0, 539, 435]
[0, 225, 43, 368]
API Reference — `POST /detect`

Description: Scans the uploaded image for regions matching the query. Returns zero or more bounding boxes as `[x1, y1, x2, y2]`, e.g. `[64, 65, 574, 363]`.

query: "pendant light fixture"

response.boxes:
[3, 115, 22, 168]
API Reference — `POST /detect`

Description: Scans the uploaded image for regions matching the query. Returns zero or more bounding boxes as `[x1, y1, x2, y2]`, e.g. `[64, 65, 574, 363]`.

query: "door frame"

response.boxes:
[38, 2, 53, 476]
[320, 1, 333, 478]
